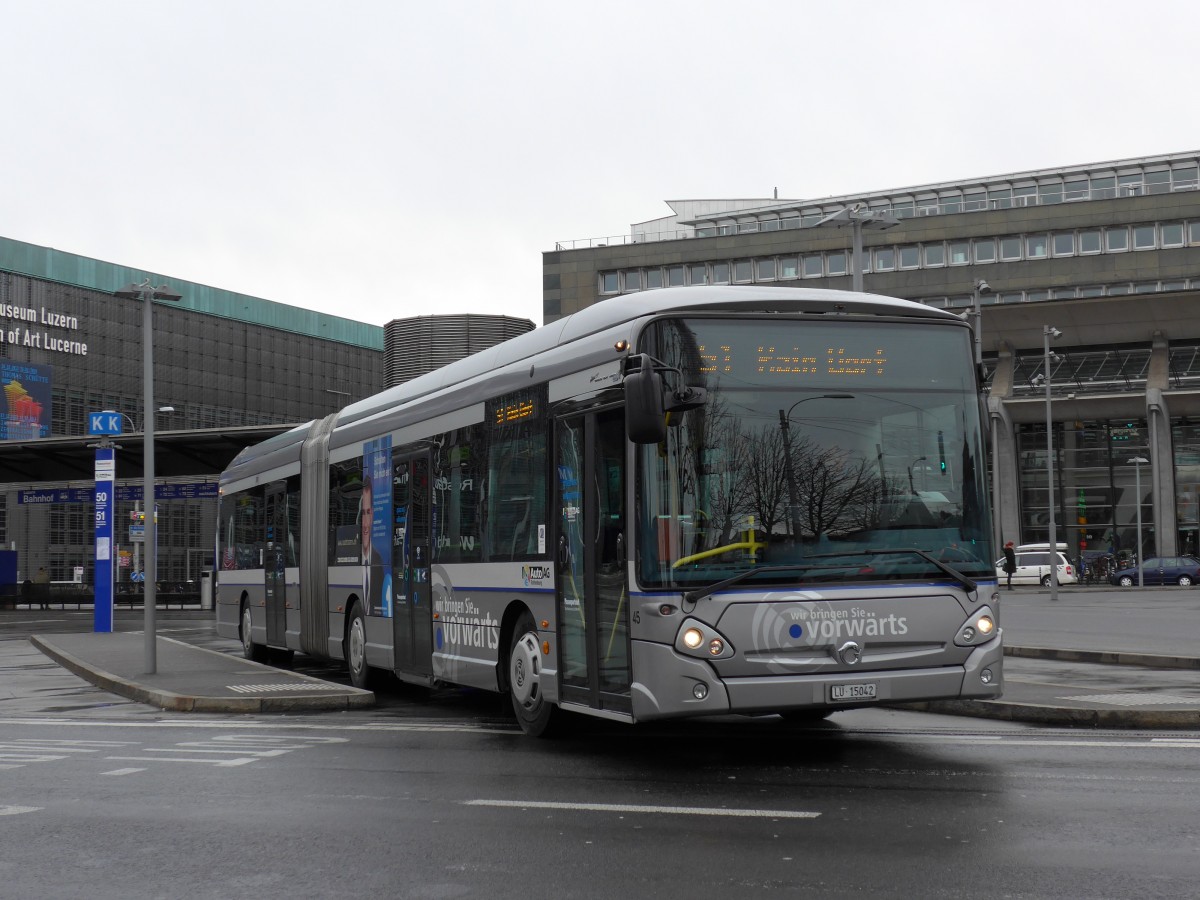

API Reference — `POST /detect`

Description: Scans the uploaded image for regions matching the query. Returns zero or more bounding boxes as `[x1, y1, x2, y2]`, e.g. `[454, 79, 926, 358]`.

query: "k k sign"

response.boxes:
[88, 411, 123, 436]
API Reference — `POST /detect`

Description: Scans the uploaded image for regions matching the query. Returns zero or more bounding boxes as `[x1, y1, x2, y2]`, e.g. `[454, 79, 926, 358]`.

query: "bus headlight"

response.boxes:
[675, 619, 734, 660]
[955, 608, 996, 646]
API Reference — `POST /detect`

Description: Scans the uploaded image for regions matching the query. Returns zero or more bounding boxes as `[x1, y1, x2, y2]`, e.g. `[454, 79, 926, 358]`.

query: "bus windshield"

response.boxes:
[635, 316, 993, 590]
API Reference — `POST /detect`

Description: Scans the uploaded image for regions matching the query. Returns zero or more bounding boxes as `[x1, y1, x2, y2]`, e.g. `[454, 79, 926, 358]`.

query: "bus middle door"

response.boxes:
[392, 452, 434, 680]
[263, 481, 287, 648]
[555, 406, 631, 715]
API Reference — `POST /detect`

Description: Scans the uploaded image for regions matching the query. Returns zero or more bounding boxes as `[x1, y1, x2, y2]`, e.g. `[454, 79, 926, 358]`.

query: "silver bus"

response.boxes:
[216, 286, 1002, 735]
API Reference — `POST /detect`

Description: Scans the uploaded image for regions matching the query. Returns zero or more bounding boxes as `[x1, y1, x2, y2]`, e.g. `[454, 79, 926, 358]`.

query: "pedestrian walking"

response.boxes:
[32, 566, 51, 610]
[1002, 541, 1017, 590]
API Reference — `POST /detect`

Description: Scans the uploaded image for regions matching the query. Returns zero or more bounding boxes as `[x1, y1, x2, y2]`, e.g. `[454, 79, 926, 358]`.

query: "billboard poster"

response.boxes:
[0, 359, 53, 440]
[362, 436, 393, 617]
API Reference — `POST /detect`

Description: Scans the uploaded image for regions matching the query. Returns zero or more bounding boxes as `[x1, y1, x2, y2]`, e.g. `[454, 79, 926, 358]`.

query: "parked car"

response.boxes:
[994, 549, 1078, 586]
[1108, 556, 1200, 587]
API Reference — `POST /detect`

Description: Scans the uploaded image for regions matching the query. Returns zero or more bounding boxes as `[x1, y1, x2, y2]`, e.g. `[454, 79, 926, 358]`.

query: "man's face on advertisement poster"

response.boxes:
[360, 480, 373, 559]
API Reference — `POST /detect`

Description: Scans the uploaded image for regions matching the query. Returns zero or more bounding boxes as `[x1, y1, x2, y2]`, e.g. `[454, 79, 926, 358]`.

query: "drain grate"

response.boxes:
[1059, 693, 1200, 707]
[226, 682, 346, 694]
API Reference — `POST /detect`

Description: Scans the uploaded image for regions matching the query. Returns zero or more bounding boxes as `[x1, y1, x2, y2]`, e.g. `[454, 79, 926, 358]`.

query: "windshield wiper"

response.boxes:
[683, 558, 863, 604]
[681, 548, 978, 603]
[864, 547, 977, 593]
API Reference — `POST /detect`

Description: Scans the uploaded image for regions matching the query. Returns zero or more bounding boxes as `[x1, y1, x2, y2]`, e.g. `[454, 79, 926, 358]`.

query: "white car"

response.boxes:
[995, 549, 1078, 586]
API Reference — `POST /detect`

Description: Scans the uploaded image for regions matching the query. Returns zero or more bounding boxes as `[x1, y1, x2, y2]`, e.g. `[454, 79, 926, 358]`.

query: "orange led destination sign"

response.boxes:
[697, 344, 888, 377]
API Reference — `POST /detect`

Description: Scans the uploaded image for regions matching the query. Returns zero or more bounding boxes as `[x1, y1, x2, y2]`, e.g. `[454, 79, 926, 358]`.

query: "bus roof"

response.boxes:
[221, 287, 960, 482]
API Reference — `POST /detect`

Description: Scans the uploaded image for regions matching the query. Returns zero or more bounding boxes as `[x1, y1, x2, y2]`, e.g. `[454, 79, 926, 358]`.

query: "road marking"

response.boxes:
[105, 755, 259, 767]
[101, 768, 146, 776]
[463, 800, 821, 819]
[0, 805, 42, 816]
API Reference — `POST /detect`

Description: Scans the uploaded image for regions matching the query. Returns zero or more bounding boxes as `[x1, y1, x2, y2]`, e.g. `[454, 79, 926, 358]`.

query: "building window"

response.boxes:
[779, 257, 798, 279]
[601, 272, 619, 293]
[757, 258, 776, 280]
[1013, 184, 1038, 207]
[1079, 286, 1105, 298]
[1025, 235, 1048, 259]
[1000, 236, 1022, 260]
[646, 268, 663, 289]
[963, 190, 986, 211]
[1174, 166, 1199, 190]
[1053, 233, 1075, 257]
[1161, 223, 1185, 247]
[974, 239, 996, 263]
[1079, 230, 1102, 254]
[1039, 180, 1063, 204]
[761, 219, 780, 232]
[1106, 228, 1129, 252]
[803, 255, 823, 278]
[874, 247, 895, 271]
[1026, 290, 1050, 302]
[1064, 179, 1089, 201]
[733, 260, 753, 282]
[1090, 175, 1116, 199]
[923, 243, 945, 267]
[711, 262, 730, 283]
[898, 245, 920, 269]
[689, 264, 708, 285]
[949, 241, 970, 265]
[668, 266, 685, 287]
[826, 252, 847, 275]
[1190, 222, 1200, 246]
[625, 270, 642, 291]
[1133, 225, 1157, 250]
[1145, 171, 1171, 194]
[988, 187, 1012, 209]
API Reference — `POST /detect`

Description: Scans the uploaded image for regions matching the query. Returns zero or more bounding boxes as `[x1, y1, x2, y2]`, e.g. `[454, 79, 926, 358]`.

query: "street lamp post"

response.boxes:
[971, 279, 992, 367]
[1035, 326, 1063, 600]
[908, 456, 927, 495]
[811, 204, 901, 292]
[778, 394, 855, 539]
[1128, 456, 1149, 587]
[114, 280, 182, 674]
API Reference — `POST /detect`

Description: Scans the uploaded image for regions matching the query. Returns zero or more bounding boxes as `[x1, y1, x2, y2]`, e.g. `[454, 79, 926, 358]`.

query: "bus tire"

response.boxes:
[509, 612, 557, 737]
[240, 601, 268, 663]
[345, 603, 372, 690]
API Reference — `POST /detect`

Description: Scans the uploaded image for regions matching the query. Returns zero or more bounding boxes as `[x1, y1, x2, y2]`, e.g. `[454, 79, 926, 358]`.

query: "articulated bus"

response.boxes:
[216, 286, 1002, 735]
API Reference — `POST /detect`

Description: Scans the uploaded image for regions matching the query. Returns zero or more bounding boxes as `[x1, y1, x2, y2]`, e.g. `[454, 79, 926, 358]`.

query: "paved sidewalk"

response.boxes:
[31, 631, 373, 713]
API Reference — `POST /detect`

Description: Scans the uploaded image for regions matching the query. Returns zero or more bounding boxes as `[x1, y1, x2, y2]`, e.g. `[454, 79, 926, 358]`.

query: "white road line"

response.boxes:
[101, 768, 146, 776]
[464, 799, 821, 819]
[0, 805, 42, 816]
[104, 755, 258, 767]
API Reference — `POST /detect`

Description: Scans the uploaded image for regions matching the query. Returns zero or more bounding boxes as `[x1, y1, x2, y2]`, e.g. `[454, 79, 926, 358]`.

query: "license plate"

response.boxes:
[830, 682, 877, 702]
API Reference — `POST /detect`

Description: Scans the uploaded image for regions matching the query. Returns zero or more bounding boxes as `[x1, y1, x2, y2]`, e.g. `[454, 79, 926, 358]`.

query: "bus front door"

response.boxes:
[392, 452, 433, 679]
[263, 482, 287, 648]
[555, 407, 631, 714]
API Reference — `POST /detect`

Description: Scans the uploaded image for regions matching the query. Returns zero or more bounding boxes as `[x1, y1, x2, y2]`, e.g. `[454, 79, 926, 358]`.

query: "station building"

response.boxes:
[543, 150, 1200, 567]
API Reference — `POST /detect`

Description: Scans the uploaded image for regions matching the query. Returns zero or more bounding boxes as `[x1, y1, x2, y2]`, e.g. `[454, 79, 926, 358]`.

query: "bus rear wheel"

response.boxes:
[240, 601, 267, 663]
[509, 613, 557, 737]
[346, 603, 372, 690]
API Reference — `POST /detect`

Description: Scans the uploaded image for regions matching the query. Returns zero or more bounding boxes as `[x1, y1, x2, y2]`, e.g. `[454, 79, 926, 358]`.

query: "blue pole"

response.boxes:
[94, 445, 115, 632]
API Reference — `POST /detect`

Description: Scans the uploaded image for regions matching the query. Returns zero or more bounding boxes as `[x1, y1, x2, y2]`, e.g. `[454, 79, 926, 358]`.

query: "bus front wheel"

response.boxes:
[346, 604, 372, 690]
[509, 613, 557, 737]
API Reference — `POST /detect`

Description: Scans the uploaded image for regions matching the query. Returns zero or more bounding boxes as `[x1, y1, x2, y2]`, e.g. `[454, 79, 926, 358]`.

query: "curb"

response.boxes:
[30, 635, 374, 713]
[896, 698, 1200, 730]
[1005, 645, 1200, 670]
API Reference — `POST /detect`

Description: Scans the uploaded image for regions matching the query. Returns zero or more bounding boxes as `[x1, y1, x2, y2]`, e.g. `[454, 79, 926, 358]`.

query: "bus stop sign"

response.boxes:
[88, 411, 123, 436]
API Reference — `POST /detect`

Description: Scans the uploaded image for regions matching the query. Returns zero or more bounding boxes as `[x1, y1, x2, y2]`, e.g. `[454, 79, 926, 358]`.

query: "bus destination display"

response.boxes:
[698, 344, 888, 378]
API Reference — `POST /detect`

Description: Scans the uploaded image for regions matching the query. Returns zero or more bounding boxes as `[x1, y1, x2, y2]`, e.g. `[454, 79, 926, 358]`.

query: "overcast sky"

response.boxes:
[2, 0, 1197, 328]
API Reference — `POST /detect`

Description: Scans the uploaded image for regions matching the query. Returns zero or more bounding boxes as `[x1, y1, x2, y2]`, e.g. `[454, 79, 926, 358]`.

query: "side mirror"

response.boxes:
[624, 354, 666, 444]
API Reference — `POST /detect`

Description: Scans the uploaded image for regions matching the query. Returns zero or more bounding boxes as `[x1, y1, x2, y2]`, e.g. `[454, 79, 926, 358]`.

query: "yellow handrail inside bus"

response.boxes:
[671, 520, 766, 569]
